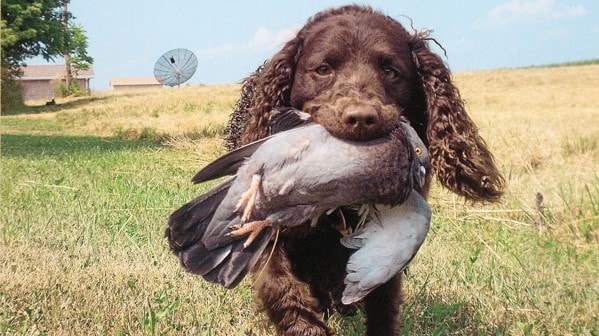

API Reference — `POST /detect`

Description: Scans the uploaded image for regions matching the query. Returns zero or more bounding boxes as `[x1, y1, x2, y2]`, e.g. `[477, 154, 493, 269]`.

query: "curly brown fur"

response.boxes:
[224, 5, 505, 335]
[410, 32, 505, 201]
[253, 239, 334, 336]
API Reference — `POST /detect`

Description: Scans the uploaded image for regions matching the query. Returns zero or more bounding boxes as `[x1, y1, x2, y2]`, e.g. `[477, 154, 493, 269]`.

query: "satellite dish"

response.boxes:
[153, 48, 198, 87]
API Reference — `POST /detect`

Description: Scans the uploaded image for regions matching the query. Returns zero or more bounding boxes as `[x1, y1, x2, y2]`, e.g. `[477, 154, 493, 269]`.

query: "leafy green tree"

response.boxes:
[1, 0, 93, 111]
[1, 0, 66, 75]
[68, 24, 93, 71]
[66, 22, 93, 92]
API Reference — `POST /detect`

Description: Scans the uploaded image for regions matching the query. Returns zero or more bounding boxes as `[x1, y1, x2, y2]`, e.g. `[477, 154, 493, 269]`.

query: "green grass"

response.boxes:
[0, 133, 246, 335]
[1, 66, 599, 335]
[520, 58, 599, 69]
[1, 118, 66, 134]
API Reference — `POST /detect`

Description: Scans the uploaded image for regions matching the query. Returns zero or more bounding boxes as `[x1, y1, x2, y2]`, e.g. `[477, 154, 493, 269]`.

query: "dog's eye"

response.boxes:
[315, 64, 333, 76]
[382, 66, 400, 81]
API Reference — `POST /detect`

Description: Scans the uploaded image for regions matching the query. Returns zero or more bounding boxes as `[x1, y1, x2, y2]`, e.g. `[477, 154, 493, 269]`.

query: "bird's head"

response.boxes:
[397, 117, 429, 190]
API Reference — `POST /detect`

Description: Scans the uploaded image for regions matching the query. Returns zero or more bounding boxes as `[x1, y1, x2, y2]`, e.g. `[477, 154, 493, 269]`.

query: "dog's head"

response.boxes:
[227, 5, 505, 202]
[287, 6, 422, 141]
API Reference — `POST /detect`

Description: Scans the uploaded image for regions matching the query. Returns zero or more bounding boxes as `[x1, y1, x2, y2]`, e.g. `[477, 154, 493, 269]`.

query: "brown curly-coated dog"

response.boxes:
[222, 5, 503, 336]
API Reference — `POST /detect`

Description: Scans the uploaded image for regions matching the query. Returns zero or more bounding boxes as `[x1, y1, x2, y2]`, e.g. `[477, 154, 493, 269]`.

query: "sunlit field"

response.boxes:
[1, 64, 598, 335]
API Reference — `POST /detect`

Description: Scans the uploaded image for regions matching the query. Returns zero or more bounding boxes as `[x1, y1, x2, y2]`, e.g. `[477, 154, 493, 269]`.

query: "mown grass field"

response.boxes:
[1, 64, 598, 335]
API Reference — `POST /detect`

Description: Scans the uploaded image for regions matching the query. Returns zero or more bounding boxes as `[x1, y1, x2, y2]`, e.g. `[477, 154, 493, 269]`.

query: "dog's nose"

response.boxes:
[342, 104, 380, 130]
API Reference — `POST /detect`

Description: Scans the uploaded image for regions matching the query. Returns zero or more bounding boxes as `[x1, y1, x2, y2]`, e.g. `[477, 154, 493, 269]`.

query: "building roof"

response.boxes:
[18, 64, 94, 80]
[109, 77, 161, 86]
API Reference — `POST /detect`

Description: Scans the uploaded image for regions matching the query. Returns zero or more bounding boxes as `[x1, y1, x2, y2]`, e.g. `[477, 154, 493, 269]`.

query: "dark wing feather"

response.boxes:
[178, 243, 232, 275]
[167, 144, 275, 287]
[191, 140, 267, 184]
[267, 107, 311, 134]
[202, 227, 273, 288]
[166, 178, 232, 252]
[176, 226, 273, 288]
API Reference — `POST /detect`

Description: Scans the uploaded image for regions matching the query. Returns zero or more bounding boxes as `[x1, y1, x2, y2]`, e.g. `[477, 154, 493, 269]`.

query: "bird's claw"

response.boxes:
[228, 219, 272, 248]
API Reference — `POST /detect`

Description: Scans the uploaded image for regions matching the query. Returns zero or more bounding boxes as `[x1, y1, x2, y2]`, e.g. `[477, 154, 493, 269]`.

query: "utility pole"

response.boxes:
[63, 0, 72, 91]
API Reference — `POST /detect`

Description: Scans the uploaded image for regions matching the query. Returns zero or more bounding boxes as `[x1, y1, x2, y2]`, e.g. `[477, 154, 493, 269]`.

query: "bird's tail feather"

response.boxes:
[166, 178, 232, 252]
[176, 227, 273, 288]
[202, 227, 274, 288]
[167, 177, 274, 288]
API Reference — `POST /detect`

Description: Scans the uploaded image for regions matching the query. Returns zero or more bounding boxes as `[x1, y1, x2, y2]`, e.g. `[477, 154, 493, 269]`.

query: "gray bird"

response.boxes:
[167, 108, 428, 289]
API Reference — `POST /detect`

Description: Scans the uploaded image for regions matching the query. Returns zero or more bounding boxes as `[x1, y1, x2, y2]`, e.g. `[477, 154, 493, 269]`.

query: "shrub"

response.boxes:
[1, 68, 25, 115]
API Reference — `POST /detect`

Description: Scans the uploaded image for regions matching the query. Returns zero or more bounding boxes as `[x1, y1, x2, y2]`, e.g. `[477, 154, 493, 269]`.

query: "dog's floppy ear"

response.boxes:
[410, 34, 505, 202]
[225, 38, 302, 150]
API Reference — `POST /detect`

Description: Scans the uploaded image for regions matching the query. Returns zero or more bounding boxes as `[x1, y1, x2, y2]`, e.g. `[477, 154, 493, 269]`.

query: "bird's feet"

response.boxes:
[235, 174, 262, 222]
[229, 219, 272, 248]
[231, 174, 269, 248]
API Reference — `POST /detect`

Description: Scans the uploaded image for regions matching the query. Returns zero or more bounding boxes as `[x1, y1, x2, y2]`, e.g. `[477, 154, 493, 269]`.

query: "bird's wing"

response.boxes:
[167, 107, 311, 287]
[175, 227, 273, 288]
[191, 139, 267, 184]
[341, 190, 431, 304]
[168, 109, 312, 288]
[165, 177, 238, 275]
[192, 107, 311, 184]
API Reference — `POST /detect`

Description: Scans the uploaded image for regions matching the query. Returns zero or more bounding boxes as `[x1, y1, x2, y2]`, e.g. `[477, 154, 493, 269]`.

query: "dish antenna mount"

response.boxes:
[154, 48, 198, 87]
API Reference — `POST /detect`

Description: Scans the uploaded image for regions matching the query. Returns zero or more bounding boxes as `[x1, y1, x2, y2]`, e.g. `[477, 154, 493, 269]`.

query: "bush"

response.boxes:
[52, 78, 69, 98]
[1, 68, 25, 115]
[53, 77, 90, 98]
[68, 79, 88, 97]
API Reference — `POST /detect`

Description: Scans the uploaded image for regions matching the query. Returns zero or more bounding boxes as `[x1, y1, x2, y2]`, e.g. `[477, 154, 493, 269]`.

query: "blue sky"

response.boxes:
[31, 0, 598, 90]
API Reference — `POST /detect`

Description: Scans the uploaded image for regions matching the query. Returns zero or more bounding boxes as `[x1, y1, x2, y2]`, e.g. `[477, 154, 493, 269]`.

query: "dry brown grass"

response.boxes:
[452, 65, 599, 239]
[8, 85, 240, 139]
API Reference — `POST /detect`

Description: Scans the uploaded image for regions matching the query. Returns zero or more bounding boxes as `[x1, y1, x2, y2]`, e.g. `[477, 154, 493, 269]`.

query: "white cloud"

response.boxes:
[195, 25, 300, 59]
[478, 0, 586, 27]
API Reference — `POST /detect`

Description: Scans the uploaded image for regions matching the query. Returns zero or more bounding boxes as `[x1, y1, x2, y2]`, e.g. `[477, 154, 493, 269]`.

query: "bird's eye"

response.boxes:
[383, 66, 400, 81]
[315, 64, 332, 76]
[414, 147, 422, 156]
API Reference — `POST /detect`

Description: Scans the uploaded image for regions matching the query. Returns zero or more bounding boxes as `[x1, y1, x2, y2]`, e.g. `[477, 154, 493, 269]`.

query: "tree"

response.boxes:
[65, 23, 93, 90]
[59, 1, 93, 93]
[1, 0, 93, 111]
[1, 0, 66, 75]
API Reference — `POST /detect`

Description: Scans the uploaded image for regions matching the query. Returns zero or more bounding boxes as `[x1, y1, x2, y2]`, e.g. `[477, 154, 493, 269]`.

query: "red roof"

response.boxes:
[18, 64, 94, 80]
